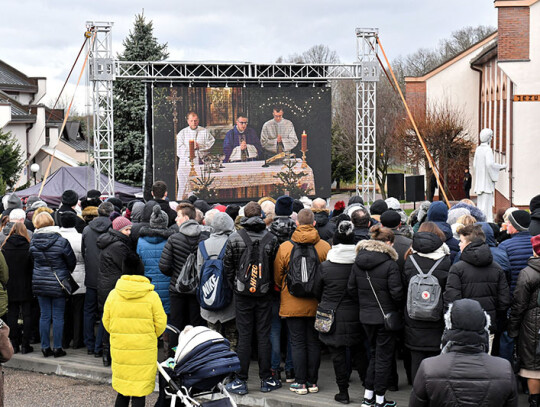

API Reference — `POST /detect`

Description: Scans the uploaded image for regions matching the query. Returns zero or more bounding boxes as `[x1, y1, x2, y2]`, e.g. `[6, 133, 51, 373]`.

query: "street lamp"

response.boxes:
[30, 163, 40, 185]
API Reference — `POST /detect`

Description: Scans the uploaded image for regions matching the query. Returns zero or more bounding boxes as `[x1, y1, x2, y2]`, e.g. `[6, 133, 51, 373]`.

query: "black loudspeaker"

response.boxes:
[386, 173, 405, 201]
[406, 175, 425, 202]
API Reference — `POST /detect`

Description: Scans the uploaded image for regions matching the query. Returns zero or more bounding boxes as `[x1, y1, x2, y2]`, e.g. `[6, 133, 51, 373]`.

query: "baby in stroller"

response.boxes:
[157, 325, 240, 407]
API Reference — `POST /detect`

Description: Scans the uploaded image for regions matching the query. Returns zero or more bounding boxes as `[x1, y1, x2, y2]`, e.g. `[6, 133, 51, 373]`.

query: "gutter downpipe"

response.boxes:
[509, 82, 514, 206]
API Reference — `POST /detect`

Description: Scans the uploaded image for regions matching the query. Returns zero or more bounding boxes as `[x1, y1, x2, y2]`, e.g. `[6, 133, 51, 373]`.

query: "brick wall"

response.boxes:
[498, 6, 530, 61]
[405, 81, 426, 117]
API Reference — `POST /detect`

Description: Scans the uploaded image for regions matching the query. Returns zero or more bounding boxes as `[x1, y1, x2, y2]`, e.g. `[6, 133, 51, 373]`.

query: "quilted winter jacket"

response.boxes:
[313, 244, 362, 347]
[313, 209, 335, 243]
[269, 216, 296, 245]
[409, 344, 518, 407]
[274, 225, 330, 317]
[1, 235, 33, 302]
[508, 256, 540, 370]
[348, 239, 403, 325]
[103, 275, 167, 397]
[29, 226, 76, 298]
[97, 229, 143, 310]
[224, 216, 279, 296]
[444, 240, 511, 332]
[81, 216, 111, 289]
[137, 226, 174, 314]
[498, 231, 533, 294]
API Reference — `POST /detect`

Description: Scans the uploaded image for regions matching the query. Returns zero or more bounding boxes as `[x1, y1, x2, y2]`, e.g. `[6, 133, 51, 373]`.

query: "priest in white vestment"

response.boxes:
[260, 107, 298, 154]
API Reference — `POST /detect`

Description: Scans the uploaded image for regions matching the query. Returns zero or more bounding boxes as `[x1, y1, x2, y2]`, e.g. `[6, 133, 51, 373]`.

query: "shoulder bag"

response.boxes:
[42, 251, 79, 295]
[365, 269, 403, 331]
[314, 290, 346, 334]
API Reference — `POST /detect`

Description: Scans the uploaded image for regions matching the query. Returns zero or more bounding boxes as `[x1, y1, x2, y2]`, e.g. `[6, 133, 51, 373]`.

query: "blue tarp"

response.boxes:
[16, 166, 142, 208]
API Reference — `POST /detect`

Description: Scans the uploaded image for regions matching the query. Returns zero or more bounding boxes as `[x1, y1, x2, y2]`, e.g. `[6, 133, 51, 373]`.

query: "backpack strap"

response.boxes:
[410, 254, 444, 277]
[199, 241, 210, 261]
[217, 241, 228, 260]
[238, 228, 252, 248]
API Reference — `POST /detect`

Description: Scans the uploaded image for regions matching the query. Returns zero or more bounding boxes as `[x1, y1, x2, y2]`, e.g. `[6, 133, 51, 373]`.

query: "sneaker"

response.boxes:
[225, 378, 248, 395]
[375, 399, 397, 407]
[271, 368, 282, 381]
[361, 397, 376, 407]
[289, 382, 308, 395]
[285, 369, 295, 383]
[306, 382, 319, 393]
[261, 377, 282, 392]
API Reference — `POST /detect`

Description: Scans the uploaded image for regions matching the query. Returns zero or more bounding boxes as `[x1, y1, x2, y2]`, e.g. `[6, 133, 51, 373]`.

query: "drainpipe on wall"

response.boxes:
[470, 64, 483, 137]
[509, 82, 514, 206]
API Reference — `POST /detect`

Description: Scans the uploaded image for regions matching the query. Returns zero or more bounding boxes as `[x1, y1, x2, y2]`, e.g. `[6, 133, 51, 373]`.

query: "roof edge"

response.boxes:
[495, 0, 539, 7]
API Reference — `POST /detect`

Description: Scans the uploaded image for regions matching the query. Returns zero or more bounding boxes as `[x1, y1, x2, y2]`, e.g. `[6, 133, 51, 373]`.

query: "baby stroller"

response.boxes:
[157, 325, 240, 407]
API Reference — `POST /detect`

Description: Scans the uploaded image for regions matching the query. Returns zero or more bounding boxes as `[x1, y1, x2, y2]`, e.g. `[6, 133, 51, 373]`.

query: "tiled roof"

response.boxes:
[62, 121, 88, 152]
[0, 60, 38, 92]
[0, 90, 35, 123]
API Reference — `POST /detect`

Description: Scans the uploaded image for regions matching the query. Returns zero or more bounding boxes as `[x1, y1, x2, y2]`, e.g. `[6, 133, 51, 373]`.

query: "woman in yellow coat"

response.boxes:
[103, 273, 167, 407]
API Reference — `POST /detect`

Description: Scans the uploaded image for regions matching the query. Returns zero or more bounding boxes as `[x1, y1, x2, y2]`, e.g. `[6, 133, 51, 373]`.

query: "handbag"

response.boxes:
[365, 270, 403, 331]
[43, 251, 79, 295]
[314, 291, 346, 334]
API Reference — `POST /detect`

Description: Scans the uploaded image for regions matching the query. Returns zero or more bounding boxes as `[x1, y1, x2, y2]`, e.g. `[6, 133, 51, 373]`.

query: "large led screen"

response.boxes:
[151, 84, 331, 202]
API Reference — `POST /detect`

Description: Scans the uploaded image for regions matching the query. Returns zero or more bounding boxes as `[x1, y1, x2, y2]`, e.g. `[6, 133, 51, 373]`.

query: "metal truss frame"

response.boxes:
[87, 22, 379, 199]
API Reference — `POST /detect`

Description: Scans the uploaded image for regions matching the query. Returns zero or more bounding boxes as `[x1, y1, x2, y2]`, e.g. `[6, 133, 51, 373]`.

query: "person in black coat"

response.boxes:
[52, 190, 86, 233]
[410, 298, 517, 407]
[29, 212, 76, 358]
[130, 200, 157, 245]
[402, 223, 451, 381]
[444, 224, 511, 339]
[508, 235, 540, 406]
[313, 220, 367, 404]
[1, 223, 34, 354]
[381, 210, 412, 273]
[151, 181, 177, 227]
[350, 207, 371, 244]
[311, 198, 336, 243]
[96, 214, 142, 366]
[348, 225, 403, 407]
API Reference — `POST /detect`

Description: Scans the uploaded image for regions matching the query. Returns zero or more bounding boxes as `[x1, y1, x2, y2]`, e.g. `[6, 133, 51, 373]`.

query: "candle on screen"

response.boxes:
[189, 139, 195, 160]
[301, 131, 307, 152]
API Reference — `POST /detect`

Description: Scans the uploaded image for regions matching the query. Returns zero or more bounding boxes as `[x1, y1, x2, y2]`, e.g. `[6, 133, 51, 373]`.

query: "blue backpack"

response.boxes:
[197, 241, 232, 311]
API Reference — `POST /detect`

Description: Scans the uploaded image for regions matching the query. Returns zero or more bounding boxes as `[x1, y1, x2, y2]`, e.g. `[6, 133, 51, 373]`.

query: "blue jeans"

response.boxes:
[270, 298, 293, 371]
[37, 296, 66, 350]
[83, 288, 104, 352]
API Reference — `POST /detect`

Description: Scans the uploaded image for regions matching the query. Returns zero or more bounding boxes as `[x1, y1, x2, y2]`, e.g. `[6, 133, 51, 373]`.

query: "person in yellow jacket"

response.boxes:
[274, 208, 330, 395]
[103, 273, 167, 407]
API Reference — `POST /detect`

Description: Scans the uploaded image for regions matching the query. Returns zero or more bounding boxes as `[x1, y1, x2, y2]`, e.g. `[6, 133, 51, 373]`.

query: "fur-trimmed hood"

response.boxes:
[355, 239, 398, 270]
[139, 226, 175, 240]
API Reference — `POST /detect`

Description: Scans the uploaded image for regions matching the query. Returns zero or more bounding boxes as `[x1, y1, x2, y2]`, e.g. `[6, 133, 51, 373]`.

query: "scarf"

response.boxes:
[326, 244, 356, 264]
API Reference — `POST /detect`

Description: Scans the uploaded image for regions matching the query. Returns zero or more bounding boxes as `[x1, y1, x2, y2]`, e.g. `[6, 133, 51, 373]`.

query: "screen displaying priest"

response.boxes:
[223, 113, 263, 162]
[260, 106, 298, 154]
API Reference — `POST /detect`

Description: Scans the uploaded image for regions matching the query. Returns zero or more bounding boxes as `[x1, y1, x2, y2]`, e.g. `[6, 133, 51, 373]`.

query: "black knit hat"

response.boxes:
[275, 195, 294, 216]
[225, 204, 240, 220]
[60, 211, 78, 228]
[106, 197, 123, 213]
[62, 190, 79, 207]
[292, 199, 304, 214]
[348, 195, 364, 206]
[370, 199, 388, 215]
[87, 189, 101, 200]
[508, 210, 531, 232]
[530, 195, 540, 213]
[333, 220, 355, 245]
[380, 210, 402, 229]
[194, 199, 211, 214]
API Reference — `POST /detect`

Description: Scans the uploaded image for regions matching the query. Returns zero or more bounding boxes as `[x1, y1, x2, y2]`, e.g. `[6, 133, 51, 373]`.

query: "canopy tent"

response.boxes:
[16, 166, 142, 208]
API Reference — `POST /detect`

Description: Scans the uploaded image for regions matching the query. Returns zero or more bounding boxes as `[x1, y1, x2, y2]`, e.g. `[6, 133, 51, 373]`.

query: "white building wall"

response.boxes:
[497, 1, 540, 207]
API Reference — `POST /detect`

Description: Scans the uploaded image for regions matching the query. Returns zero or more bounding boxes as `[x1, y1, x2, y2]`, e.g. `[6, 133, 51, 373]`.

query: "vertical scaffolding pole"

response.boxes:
[355, 28, 379, 204]
[87, 21, 115, 197]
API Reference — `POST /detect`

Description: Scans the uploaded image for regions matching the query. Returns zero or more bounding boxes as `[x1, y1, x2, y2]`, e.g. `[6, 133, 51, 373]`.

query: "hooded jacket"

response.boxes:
[153, 198, 177, 227]
[353, 227, 370, 244]
[196, 212, 236, 324]
[59, 227, 86, 295]
[137, 225, 174, 314]
[159, 219, 205, 293]
[313, 209, 335, 243]
[409, 299, 518, 407]
[508, 256, 540, 370]
[29, 226, 76, 298]
[97, 229, 143, 309]
[477, 222, 511, 278]
[103, 275, 167, 397]
[224, 216, 279, 297]
[313, 244, 362, 347]
[81, 215, 112, 289]
[348, 239, 403, 325]
[269, 216, 296, 245]
[392, 228, 412, 273]
[402, 232, 451, 352]
[274, 225, 330, 317]
[444, 240, 511, 332]
[1, 234, 33, 303]
[426, 202, 459, 262]
[131, 200, 157, 245]
[498, 231, 533, 294]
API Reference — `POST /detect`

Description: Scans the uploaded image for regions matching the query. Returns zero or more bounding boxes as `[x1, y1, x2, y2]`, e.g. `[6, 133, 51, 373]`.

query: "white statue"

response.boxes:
[473, 128, 506, 222]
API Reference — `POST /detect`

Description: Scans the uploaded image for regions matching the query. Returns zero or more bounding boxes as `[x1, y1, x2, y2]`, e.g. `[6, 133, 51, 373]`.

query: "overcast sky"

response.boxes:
[1, 0, 497, 110]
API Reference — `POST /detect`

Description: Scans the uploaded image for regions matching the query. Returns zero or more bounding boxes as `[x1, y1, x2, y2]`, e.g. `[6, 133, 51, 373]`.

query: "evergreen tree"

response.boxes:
[0, 130, 23, 190]
[113, 13, 168, 185]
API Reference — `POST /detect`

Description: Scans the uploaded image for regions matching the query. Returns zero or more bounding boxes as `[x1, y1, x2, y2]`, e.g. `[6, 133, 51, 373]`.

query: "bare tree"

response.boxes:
[277, 44, 340, 64]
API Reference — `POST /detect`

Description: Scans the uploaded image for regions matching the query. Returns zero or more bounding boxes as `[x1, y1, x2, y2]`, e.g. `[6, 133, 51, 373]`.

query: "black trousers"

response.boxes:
[169, 292, 206, 347]
[287, 317, 321, 385]
[410, 349, 439, 383]
[328, 345, 368, 391]
[114, 393, 145, 407]
[7, 300, 32, 347]
[363, 324, 396, 396]
[63, 294, 85, 348]
[235, 294, 272, 380]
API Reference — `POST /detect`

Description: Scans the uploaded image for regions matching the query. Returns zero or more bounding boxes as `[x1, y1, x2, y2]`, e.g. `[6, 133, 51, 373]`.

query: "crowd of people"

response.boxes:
[1, 182, 539, 407]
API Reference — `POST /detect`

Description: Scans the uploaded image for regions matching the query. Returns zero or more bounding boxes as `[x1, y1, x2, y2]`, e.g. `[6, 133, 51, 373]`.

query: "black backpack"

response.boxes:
[175, 252, 198, 294]
[286, 241, 320, 297]
[235, 229, 274, 297]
